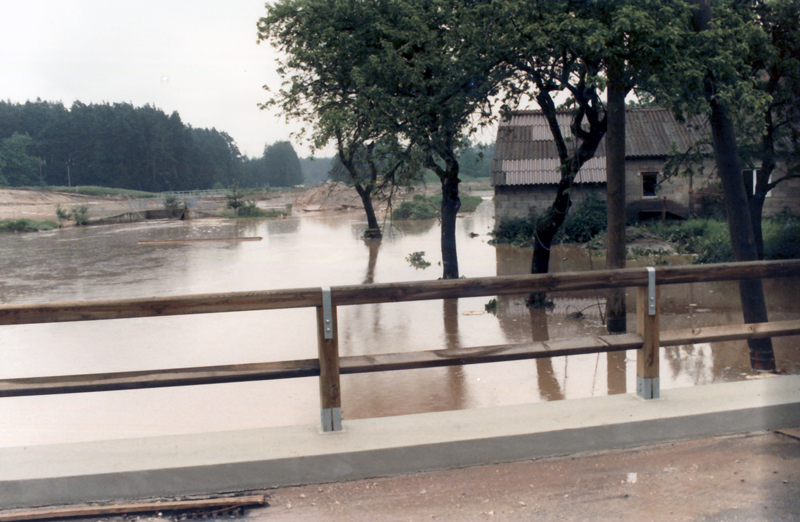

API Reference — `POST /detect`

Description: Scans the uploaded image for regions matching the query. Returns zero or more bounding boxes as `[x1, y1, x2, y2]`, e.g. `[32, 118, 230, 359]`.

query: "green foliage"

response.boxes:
[225, 183, 245, 211]
[763, 213, 800, 260]
[164, 195, 181, 209]
[648, 219, 733, 264]
[484, 298, 497, 313]
[259, 141, 303, 188]
[490, 216, 536, 247]
[559, 194, 607, 243]
[392, 193, 482, 221]
[406, 251, 431, 269]
[392, 195, 438, 221]
[0, 100, 247, 191]
[0, 219, 58, 233]
[55, 204, 70, 224]
[0, 132, 41, 186]
[70, 205, 89, 226]
[236, 200, 285, 219]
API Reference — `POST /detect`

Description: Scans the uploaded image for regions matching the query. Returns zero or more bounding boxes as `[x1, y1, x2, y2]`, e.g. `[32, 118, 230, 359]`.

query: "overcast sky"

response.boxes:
[0, 0, 322, 158]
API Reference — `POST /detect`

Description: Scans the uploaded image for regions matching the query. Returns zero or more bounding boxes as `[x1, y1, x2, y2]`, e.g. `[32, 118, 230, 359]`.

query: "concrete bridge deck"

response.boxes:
[1, 375, 799, 510]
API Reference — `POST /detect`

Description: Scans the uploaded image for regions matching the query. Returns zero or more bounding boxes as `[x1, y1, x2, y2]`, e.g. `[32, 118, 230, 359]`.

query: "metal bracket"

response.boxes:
[646, 267, 656, 316]
[637, 377, 660, 400]
[321, 407, 342, 432]
[322, 287, 333, 340]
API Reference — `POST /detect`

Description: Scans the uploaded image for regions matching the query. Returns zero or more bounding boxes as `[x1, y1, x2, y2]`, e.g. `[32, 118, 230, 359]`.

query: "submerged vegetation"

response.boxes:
[492, 198, 800, 263]
[392, 193, 483, 221]
[491, 194, 608, 247]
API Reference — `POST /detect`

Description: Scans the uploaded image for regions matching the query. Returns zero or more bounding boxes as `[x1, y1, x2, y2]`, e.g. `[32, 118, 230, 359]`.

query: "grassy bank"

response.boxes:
[0, 219, 59, 233]
[32, 186, 160, 198]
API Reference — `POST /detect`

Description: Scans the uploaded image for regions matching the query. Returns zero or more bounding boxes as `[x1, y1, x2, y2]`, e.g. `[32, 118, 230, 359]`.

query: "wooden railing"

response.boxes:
[2, 260, 800, 432]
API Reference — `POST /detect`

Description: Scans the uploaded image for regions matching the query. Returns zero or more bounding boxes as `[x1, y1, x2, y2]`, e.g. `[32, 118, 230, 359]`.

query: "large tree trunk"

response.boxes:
[440, 166, 461, 279]
[693, 0, 775, 370]
[528, 90, 607, 305]
[353, 182, 382, 239]
[605, 57, 627, 333]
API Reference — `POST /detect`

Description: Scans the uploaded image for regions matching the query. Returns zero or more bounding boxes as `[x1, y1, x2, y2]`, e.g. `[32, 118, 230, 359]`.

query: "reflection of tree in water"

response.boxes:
[528, 307, 564, 401]
[441, 298, 466, 411]
[362, 238, 381, 285]
[389, 219, 437, 237]
[663, 344, 715, 385]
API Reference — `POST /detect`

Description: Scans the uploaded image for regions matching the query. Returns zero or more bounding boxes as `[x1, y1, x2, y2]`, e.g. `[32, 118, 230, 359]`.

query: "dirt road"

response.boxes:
[248, 431, 800, 522]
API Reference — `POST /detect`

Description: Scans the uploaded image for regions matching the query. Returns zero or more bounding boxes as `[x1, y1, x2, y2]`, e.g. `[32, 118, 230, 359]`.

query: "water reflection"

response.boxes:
[0, 199, 797, 447]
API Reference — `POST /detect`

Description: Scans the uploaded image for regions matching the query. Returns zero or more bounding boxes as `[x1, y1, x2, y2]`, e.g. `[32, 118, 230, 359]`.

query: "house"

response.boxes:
[490, 107, 799, 222]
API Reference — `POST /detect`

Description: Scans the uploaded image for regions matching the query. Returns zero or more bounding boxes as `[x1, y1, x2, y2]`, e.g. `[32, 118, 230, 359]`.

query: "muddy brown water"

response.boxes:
[0, 198, 798, 447]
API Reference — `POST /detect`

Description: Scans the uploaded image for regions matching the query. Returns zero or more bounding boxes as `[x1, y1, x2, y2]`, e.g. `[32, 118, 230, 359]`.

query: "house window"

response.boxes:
[742, 169, 772, 197]
[642, 172, 659, 198]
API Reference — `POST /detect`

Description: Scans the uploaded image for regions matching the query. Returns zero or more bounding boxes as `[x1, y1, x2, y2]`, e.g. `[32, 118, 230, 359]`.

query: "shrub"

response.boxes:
[392, 195, 438, 220]
[763, 220, 800, 260]
[392, 193, 483, 221]
[559, 193, 607, 243]
[490, 217, 536, 246]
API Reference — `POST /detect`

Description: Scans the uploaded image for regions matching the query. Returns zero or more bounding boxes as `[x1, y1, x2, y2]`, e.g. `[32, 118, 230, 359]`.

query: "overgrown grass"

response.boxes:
[34, 186, 160, 198]
[0, 219, 59, 233]
[392, 192, 483, 220]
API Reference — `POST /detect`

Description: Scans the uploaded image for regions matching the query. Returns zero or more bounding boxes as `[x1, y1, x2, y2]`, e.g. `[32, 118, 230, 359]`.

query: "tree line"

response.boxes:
[0, 100, 305, 191]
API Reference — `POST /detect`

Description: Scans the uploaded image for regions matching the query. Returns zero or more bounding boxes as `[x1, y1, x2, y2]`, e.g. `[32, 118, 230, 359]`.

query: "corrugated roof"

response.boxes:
[493, 107, 707, 186]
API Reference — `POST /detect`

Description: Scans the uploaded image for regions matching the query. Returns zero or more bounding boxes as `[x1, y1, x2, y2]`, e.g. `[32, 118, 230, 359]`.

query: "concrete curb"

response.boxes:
[2, 375, 799, 509]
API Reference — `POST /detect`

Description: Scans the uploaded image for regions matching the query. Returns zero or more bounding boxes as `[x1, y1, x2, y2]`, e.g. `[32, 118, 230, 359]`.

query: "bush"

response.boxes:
[490, 216, 536, 246]
[559, 193, 607, 243]
[392, 193, 483, 221]
[763, 219, 800, 260]
[55, 204, 89, 225]
[236, 200, 284, 218]
[392, 195, 438, 220]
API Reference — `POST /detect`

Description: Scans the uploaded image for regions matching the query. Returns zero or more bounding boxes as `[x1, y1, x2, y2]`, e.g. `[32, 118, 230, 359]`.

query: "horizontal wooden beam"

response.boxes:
[0, 335, 641, 398]
[660, 319, 800, 346]
[1, 320, 797, 398]
[0, 495, 267, 522]
[1, 260, 798, 326]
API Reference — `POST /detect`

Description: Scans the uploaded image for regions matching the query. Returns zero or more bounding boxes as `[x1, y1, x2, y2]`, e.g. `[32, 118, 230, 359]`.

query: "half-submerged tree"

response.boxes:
[261, 0, 507, 277]
[259, 0, 418, 240]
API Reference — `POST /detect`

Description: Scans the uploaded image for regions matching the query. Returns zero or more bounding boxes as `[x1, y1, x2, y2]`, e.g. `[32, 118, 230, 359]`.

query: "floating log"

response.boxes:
[138, 237, 262, 245]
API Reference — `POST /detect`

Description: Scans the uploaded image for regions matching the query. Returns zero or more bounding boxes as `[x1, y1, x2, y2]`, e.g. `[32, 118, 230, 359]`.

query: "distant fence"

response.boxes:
[1, 260, 799, 432]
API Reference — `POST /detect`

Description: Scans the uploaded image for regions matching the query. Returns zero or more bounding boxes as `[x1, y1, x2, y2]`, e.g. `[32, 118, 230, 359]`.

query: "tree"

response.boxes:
[682, 0, 775, 370]
[0, 132, 41, 186]
[259, 0, 422, 240]
[260, 0, 506, 276]
[349, 0, 508, 278]
[261, 141, 303, 187]
[736, 0, 800, 258]
[499, 0, 690, 306]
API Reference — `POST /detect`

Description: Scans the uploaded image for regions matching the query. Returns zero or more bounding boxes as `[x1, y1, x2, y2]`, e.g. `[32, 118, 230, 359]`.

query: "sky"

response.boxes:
[0, 0, 319, 158]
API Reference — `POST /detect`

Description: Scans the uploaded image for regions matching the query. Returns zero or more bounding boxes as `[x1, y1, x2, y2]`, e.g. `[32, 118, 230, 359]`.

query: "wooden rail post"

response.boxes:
[317, 288, 342, 431]
[636, 267, 660, 399]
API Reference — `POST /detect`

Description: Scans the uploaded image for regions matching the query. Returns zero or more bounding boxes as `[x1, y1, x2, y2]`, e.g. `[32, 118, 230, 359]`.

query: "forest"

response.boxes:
[0, 100, 306, 192]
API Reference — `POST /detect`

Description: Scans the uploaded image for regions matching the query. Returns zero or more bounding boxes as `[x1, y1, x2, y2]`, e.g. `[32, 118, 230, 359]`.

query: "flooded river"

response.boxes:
[1, 197, 798, 447]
